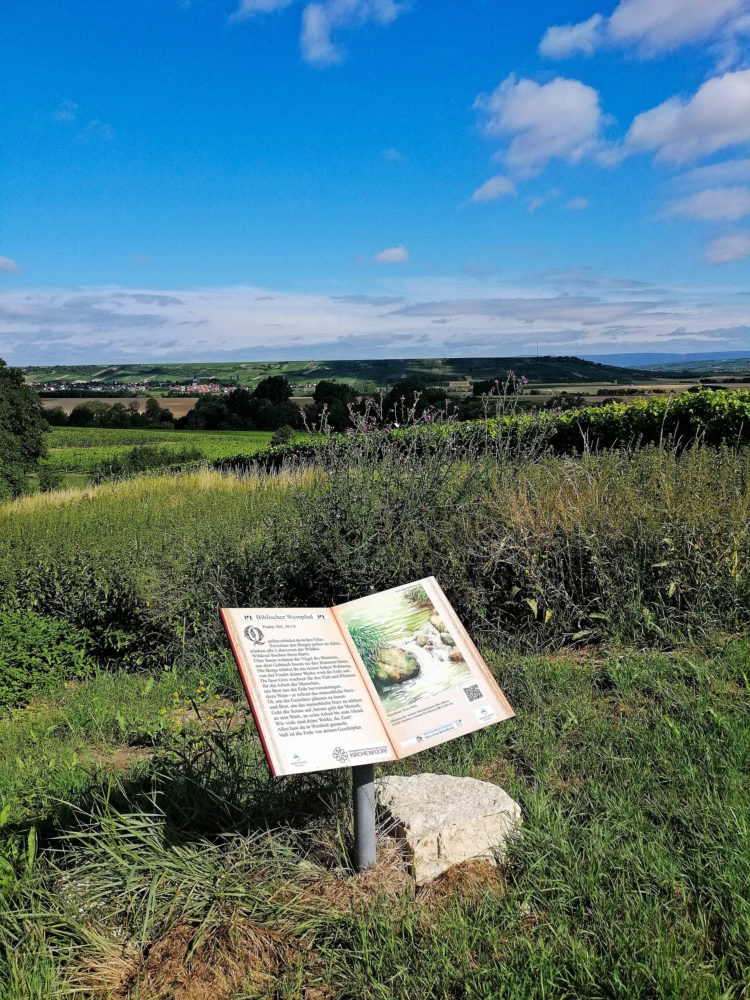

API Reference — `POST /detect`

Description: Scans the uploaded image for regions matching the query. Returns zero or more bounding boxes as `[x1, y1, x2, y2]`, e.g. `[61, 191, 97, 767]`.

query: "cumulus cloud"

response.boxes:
[541, 0, 748, 59]
[475, 75, 606, 176]
[539, 14, 604, 57]
[565, 197, 590, 210]
[625, 69, 750, 164]
[233, 0, 408, 65]
[0, 257, 21, 274]
[470, 175, 515, 202]
[662, 186, 750, 220]
[374, 245, 409, 264]
[704, 231, 750, 263]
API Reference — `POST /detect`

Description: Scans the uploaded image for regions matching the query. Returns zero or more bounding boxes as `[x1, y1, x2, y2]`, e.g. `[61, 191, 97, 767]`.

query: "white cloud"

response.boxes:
[541, 0, 748, 60]
[0, 257, 20, 274]
[232, 0, 296, 16]
[470, 175, 515, 202]
[2, 278, 749, 362]
[374, 245, 409, 263]
[625, 69, 750, 164]
[527, 196, 545, 213]
[675, 158, 750, 189]
[381, 147, 406, 162]
[704, 231, 750, 263]
[233, 0, 408, 65]
[475, 75, 606, 176]
[608, 0, 745, 54]
[539, 14, 604, 57]
[51, 101, 78, 122]
[662, 186, 750, 220]
[301, 4, 340, 64]
[565, 197, 590, 210]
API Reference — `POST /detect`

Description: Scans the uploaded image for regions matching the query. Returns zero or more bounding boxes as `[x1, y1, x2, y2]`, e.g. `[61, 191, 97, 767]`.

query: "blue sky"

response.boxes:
[2, 0, 750, 364]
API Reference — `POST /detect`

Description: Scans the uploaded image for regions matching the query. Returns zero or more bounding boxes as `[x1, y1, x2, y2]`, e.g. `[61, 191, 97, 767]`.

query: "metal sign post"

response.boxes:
[352, 763, 376, 871]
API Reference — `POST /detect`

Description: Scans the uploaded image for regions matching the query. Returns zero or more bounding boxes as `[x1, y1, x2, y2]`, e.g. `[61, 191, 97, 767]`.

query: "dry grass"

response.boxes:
[85, 914, 296, 1000]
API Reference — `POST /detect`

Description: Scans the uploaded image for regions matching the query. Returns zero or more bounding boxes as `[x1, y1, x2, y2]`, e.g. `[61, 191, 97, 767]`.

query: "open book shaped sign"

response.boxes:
[221, 577, 514, 776]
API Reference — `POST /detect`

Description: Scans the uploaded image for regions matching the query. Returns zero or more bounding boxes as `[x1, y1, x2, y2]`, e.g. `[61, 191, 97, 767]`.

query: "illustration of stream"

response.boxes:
[341, 590, 473, 716]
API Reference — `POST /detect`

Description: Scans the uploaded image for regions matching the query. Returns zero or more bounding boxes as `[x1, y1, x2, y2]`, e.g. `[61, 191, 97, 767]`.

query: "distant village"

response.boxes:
[29, 378, 318, 398]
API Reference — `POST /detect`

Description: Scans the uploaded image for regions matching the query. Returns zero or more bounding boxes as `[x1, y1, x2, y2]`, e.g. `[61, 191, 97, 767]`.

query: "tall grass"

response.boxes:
[1, 443, 749, 682]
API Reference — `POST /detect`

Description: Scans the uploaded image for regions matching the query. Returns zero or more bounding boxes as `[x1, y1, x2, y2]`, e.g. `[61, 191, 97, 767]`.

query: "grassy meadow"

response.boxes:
[2, 408, 750, 998]
[44, 426, 275, 475]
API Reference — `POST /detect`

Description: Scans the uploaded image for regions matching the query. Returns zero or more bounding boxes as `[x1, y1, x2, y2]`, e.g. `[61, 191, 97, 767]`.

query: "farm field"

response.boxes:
[44, 426, 275, 474]
[2, 402, 750, 998]
[26, 354, 657, 392]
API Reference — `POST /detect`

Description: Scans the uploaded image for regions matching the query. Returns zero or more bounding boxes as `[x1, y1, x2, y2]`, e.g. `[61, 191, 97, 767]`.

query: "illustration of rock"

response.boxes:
[429, 615, 447, 632]
[449, 650, 465, 663]
[440, 633, 455, 646]
[374, 646, 420, 684]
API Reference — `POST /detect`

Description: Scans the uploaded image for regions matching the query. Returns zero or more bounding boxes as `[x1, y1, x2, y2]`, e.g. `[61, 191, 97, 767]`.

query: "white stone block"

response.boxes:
[375, 772, 522, 885]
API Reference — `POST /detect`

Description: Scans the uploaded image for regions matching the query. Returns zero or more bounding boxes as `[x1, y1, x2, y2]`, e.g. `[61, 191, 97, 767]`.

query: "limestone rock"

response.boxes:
[375, 773, 521, 884]
[373, 647, 419, 684]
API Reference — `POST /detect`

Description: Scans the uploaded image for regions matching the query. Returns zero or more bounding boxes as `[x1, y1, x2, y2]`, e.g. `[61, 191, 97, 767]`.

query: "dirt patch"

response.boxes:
[296, 838, 411, 913]
[83, 745, 154, 770]
[597, 694, 654, 724]
[94, 917, 296, 1000]
[541, 646, 605, 666]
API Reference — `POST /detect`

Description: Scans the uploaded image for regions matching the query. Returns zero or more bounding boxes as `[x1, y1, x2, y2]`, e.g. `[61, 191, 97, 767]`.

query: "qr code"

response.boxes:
[463, 684, 483, 703]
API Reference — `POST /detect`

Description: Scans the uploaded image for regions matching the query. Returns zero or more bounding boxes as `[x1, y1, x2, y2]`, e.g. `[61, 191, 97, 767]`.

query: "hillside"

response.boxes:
[24, 355, 654, 390]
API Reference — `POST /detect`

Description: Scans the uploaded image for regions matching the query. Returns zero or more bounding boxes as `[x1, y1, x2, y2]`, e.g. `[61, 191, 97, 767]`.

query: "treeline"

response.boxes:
[45, 398, 176, 429]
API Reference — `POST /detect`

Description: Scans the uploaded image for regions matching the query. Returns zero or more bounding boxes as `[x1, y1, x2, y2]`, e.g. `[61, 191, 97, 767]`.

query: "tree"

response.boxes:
[0, 358, 49, 499]
[252, 375, 293, 405]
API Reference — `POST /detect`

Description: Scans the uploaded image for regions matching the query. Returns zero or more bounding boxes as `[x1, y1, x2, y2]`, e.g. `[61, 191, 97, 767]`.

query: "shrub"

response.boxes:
[37, 464, 64, 493]
[270, 425, 294, 447]
[0, 609, 95, 706]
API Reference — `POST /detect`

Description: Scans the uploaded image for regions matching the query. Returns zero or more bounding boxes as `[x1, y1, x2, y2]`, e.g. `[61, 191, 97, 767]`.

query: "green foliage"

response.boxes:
[67, 398, 174, 429]
[0, 609, 95, 707]
[90, 442, 203, 482]
[0, 358, 48, 498]
[178, 386, 302, 431]
[270, 424, 294, 447]
[37, 464, 64, 493]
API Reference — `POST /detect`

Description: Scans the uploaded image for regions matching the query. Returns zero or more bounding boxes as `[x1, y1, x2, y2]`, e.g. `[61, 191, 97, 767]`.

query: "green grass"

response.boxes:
[2, 423, 749, 996]
[1, 642, 748, 998]
[44, 426, 275, 473]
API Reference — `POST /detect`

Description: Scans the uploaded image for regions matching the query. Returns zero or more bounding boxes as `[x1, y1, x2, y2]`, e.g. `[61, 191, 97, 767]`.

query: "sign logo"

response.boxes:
[332, 747, 349, 763]
[244, 625, 265, 645]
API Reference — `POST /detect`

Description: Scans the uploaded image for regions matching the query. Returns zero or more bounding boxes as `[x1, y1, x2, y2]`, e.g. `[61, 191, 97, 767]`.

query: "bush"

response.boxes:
[0, 609, 95, 706]
[270, 425, 294, 447]
[37, 464, 64, 493]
